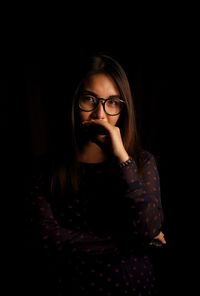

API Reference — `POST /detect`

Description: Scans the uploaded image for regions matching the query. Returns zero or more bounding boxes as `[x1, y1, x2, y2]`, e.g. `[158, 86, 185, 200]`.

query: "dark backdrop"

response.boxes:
[4, 18, 196, 294]
[21, 48, 174, 292]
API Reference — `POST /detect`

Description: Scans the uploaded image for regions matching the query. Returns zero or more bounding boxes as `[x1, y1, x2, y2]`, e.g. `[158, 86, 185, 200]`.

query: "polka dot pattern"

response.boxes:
[27, 150, 163, 295]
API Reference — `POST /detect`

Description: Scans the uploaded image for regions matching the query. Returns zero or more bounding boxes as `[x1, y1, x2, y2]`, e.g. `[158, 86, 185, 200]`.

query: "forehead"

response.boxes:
[83, 73, 119, 95]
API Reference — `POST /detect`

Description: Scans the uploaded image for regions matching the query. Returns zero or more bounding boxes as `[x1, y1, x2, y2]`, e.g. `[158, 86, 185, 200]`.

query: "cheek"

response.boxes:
[108, 115, 120, 126]
[79, 111, 91, 122]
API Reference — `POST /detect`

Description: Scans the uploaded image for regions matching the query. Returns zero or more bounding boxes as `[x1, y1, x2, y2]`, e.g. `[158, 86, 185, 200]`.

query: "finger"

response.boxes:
[85, 120, 113, 133]
[158, 236, 166, 244]
[154, 232, 166, 244]
[154, 231, 164, 239]
[158, 236, 166, 243]
[82, 121, 108, 137]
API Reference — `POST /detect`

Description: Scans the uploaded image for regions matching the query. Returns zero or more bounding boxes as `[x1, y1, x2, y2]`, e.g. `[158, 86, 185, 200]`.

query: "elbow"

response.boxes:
[134, 213, 163, 243]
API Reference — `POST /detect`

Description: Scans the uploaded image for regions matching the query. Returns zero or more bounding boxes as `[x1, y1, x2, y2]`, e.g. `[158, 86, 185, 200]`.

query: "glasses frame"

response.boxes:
[78, 94, 125, 116]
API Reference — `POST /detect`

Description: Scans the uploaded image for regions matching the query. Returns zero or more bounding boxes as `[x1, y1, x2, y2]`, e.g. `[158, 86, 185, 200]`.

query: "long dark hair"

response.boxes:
[51, 53, 142, 194]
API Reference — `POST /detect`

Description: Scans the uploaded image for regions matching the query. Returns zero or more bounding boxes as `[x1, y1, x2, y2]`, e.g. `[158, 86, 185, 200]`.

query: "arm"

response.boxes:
[28, 174, 118, 256]
[81, 120, 165, 246]
[116, 151, 164, 244]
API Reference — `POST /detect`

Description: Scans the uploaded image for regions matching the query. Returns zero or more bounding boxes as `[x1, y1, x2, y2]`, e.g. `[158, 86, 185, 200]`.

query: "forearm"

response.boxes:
[116, 156, 164, 242]
[36, 195, 117, 255]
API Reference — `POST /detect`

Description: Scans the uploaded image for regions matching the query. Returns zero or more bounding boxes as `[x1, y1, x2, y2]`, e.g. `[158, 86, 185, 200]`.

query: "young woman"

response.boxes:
[28, 53, 165, 295]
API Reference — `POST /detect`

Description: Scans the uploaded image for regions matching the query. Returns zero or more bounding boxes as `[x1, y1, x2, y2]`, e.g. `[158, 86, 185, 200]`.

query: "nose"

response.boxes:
[91, 101, 106, 119]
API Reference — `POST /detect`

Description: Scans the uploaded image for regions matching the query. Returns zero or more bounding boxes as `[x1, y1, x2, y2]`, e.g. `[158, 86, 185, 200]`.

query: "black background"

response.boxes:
[3, 6, 198, 295]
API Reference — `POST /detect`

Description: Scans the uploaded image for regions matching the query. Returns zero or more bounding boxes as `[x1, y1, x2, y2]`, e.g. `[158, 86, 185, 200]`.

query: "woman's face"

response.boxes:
[79, 73, 121, 126]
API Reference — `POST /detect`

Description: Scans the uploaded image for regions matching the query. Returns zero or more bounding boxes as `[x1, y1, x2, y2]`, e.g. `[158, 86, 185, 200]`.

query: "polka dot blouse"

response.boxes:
[27, 150, 164, 295]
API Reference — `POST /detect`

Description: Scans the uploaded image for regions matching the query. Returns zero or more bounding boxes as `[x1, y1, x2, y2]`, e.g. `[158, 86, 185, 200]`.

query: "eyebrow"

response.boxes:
[82, 90, 121, 99]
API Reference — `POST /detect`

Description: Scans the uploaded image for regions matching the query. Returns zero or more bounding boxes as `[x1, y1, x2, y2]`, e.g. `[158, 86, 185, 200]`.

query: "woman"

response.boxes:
[28, 53, 165, 295]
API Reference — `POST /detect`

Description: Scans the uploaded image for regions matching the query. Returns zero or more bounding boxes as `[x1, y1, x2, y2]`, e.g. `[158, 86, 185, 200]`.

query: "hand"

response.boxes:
[82, 119, 129, 162]
[153, 231, 166, 244]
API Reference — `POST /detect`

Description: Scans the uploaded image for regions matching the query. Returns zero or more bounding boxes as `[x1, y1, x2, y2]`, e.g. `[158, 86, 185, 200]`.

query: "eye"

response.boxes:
[107, 98, 121, 106]
[82, 95, 95, 102]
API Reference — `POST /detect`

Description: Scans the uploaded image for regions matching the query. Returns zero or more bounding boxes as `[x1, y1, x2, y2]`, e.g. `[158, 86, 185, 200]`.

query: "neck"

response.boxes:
[77, 141, 107, 163]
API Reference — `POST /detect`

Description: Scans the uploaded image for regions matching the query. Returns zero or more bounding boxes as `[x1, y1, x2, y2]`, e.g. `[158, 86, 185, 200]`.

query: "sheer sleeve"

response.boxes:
[116, 151, 164, 244]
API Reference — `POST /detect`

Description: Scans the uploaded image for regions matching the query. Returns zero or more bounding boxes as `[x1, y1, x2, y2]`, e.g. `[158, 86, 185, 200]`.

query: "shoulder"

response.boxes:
[140, 149, 155, 162]
[139, 150, 159, 169]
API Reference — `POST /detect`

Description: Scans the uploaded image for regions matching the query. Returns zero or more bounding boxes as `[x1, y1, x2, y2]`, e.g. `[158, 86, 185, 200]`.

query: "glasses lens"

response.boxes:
[79, 95, 97, 111]
[105, 98, 123, 115]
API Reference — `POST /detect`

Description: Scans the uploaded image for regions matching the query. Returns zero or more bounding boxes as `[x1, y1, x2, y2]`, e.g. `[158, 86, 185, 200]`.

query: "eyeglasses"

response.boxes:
[78, 94, 125, 116]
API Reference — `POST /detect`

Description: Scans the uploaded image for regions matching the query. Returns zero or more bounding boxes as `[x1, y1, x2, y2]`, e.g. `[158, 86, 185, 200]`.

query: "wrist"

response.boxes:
[116, 152, 129, 163]
[118, 157, 133, 168]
